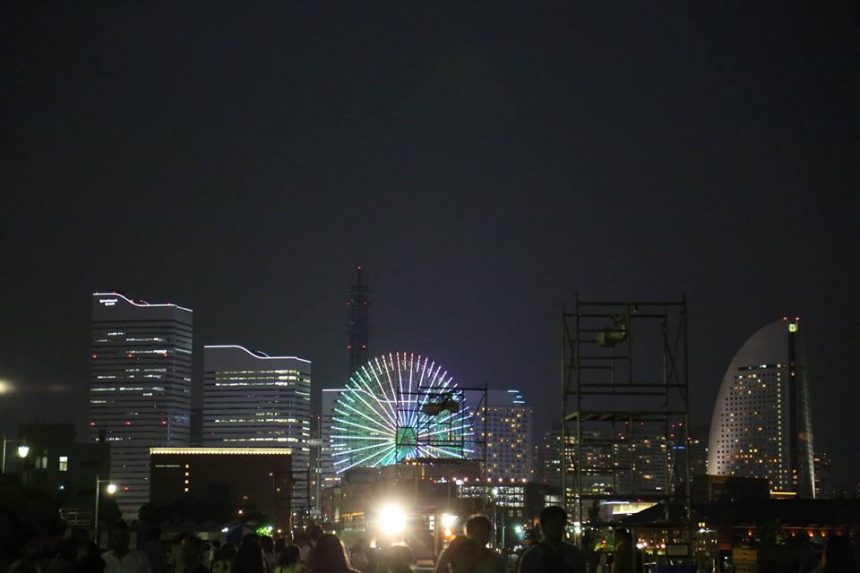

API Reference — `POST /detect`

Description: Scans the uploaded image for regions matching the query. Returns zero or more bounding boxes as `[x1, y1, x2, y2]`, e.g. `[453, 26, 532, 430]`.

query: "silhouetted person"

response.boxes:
[812, 536, 857, 573]
[273, 546, 303, 573]
[800, 538, 825, 573]
[443, 536, 480, 573]
[382, 544, 413, 573]
[258, 538, 275, 573]
[77, 542, 107, 573]
[517, 506, 585, 573]
[46, 539, 77, 573]
[305, 534, 357, 573]
[6, 534, 41, 573]
[231, 542, 264, 573]
[435, 515, 503, 573]
[210, 545, 236, 573]
[612, 529, 642, 573]
[177, 537, 208, 573]
[141, 529, 167, 573]
[102, 521, 151, 573]
[299, 528, 323, 563]
[348, 536, 376, 573]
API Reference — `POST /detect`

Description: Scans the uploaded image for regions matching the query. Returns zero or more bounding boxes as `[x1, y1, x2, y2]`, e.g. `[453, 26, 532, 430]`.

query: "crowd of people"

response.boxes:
[3, 505, 858, 573]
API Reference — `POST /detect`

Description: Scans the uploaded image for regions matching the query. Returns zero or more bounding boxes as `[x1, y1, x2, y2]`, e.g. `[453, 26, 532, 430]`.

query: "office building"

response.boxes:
[150, 447, 292, 530]
[474, 390, 533, 481]
[537, 429, 569, 490]
[202, 345, 311, 520]
[318, 388, 347, 500]
[707, 318, 815, 497]
[88, 292, 193, 518]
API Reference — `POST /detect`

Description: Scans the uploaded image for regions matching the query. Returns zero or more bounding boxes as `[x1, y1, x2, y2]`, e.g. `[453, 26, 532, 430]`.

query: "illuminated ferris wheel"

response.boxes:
[331, 352, 476, 474]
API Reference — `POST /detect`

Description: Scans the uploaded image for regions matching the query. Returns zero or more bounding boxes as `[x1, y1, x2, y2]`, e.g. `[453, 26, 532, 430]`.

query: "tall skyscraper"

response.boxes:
[707, 318, 815, 497]
[475, 390, 533, 481]
[347, 267, 370, 377]
[318, 388, 346, 495]
[88, 292, 193, 517]
[202, 345, 312, 519]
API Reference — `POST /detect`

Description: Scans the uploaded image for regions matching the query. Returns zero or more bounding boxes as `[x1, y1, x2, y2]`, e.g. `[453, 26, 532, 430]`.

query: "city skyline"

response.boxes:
[2, 285, 858, 491]
[3, 2, 859, 492]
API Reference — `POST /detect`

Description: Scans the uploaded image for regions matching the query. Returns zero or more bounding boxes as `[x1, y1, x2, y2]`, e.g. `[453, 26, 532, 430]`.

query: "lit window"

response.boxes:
[59, 456, 69, 472]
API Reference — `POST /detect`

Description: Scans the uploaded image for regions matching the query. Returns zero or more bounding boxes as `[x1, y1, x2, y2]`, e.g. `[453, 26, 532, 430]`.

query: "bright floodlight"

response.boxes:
[378, 504, 407, 537]
[16, 445, 30, 458]
[441, 513, 458, 529]
[106, 483, 118, 495]
[0, 380, 12, 395]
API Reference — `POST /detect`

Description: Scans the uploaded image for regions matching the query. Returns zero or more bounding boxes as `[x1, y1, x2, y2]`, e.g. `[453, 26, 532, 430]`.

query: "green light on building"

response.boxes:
[789, 323, 798, 333]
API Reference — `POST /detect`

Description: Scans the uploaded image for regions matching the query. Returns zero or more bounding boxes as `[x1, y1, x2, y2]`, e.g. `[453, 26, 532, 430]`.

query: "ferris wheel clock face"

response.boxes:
[331, 352, 475, 473]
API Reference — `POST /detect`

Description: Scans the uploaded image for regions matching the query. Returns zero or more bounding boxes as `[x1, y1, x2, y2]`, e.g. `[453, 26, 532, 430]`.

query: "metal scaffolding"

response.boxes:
[562, 297, 691, 528]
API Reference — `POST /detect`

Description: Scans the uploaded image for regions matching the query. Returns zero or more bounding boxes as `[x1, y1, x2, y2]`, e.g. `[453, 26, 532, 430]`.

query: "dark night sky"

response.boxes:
[2, 2, 859, 487]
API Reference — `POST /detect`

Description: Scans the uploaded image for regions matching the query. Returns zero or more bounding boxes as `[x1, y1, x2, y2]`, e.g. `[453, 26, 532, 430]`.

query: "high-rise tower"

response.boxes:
[88, 292, 193, 518]
[473, 390, 534, 481]
[202, 345, 312, 521]
[347, 266, 370, 377]
[707, 318, 815, 497]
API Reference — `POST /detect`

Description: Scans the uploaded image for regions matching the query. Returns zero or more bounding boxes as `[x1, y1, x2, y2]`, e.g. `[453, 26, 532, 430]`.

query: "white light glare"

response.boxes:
[106, 483, 118, 494]
[17, 445, 30, 458]
[441, 513, 458, 529]
[0, 380, 13, 395]
[378, 503, 407, 537]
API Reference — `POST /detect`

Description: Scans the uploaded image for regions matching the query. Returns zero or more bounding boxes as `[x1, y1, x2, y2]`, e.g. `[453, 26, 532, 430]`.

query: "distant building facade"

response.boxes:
[16, 423, 110, 498]
[707, 318, 815, 497]
[536, 429, 571, 491]
[149, 447, 292, 530]
[474, 390, 534, 481]
[88, 292, 193, 518]
[317, 388, 347, 501]
[813, 450, 835, 499]
[202, 345, 311, 520]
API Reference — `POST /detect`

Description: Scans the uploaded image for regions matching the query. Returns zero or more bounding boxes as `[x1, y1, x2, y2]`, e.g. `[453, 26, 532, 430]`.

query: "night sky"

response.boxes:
[2, 2, 859, 488]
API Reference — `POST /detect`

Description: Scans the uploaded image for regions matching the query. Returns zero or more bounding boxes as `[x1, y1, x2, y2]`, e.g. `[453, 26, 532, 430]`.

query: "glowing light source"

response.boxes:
[106, 483, 118, 495]
[0, 380, 13, 395]
[17, 445, 30, 458]
[441, 513, 458, 529]
[377, 504, 407, 537]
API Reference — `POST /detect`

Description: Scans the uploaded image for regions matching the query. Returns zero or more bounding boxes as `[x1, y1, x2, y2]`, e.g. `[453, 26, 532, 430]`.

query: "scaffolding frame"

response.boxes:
[562, 297, 691, 530]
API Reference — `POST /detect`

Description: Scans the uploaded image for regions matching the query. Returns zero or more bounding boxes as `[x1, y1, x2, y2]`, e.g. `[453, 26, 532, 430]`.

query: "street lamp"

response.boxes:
[93, 475, 118, 545]
[1, 435, 30, 474]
